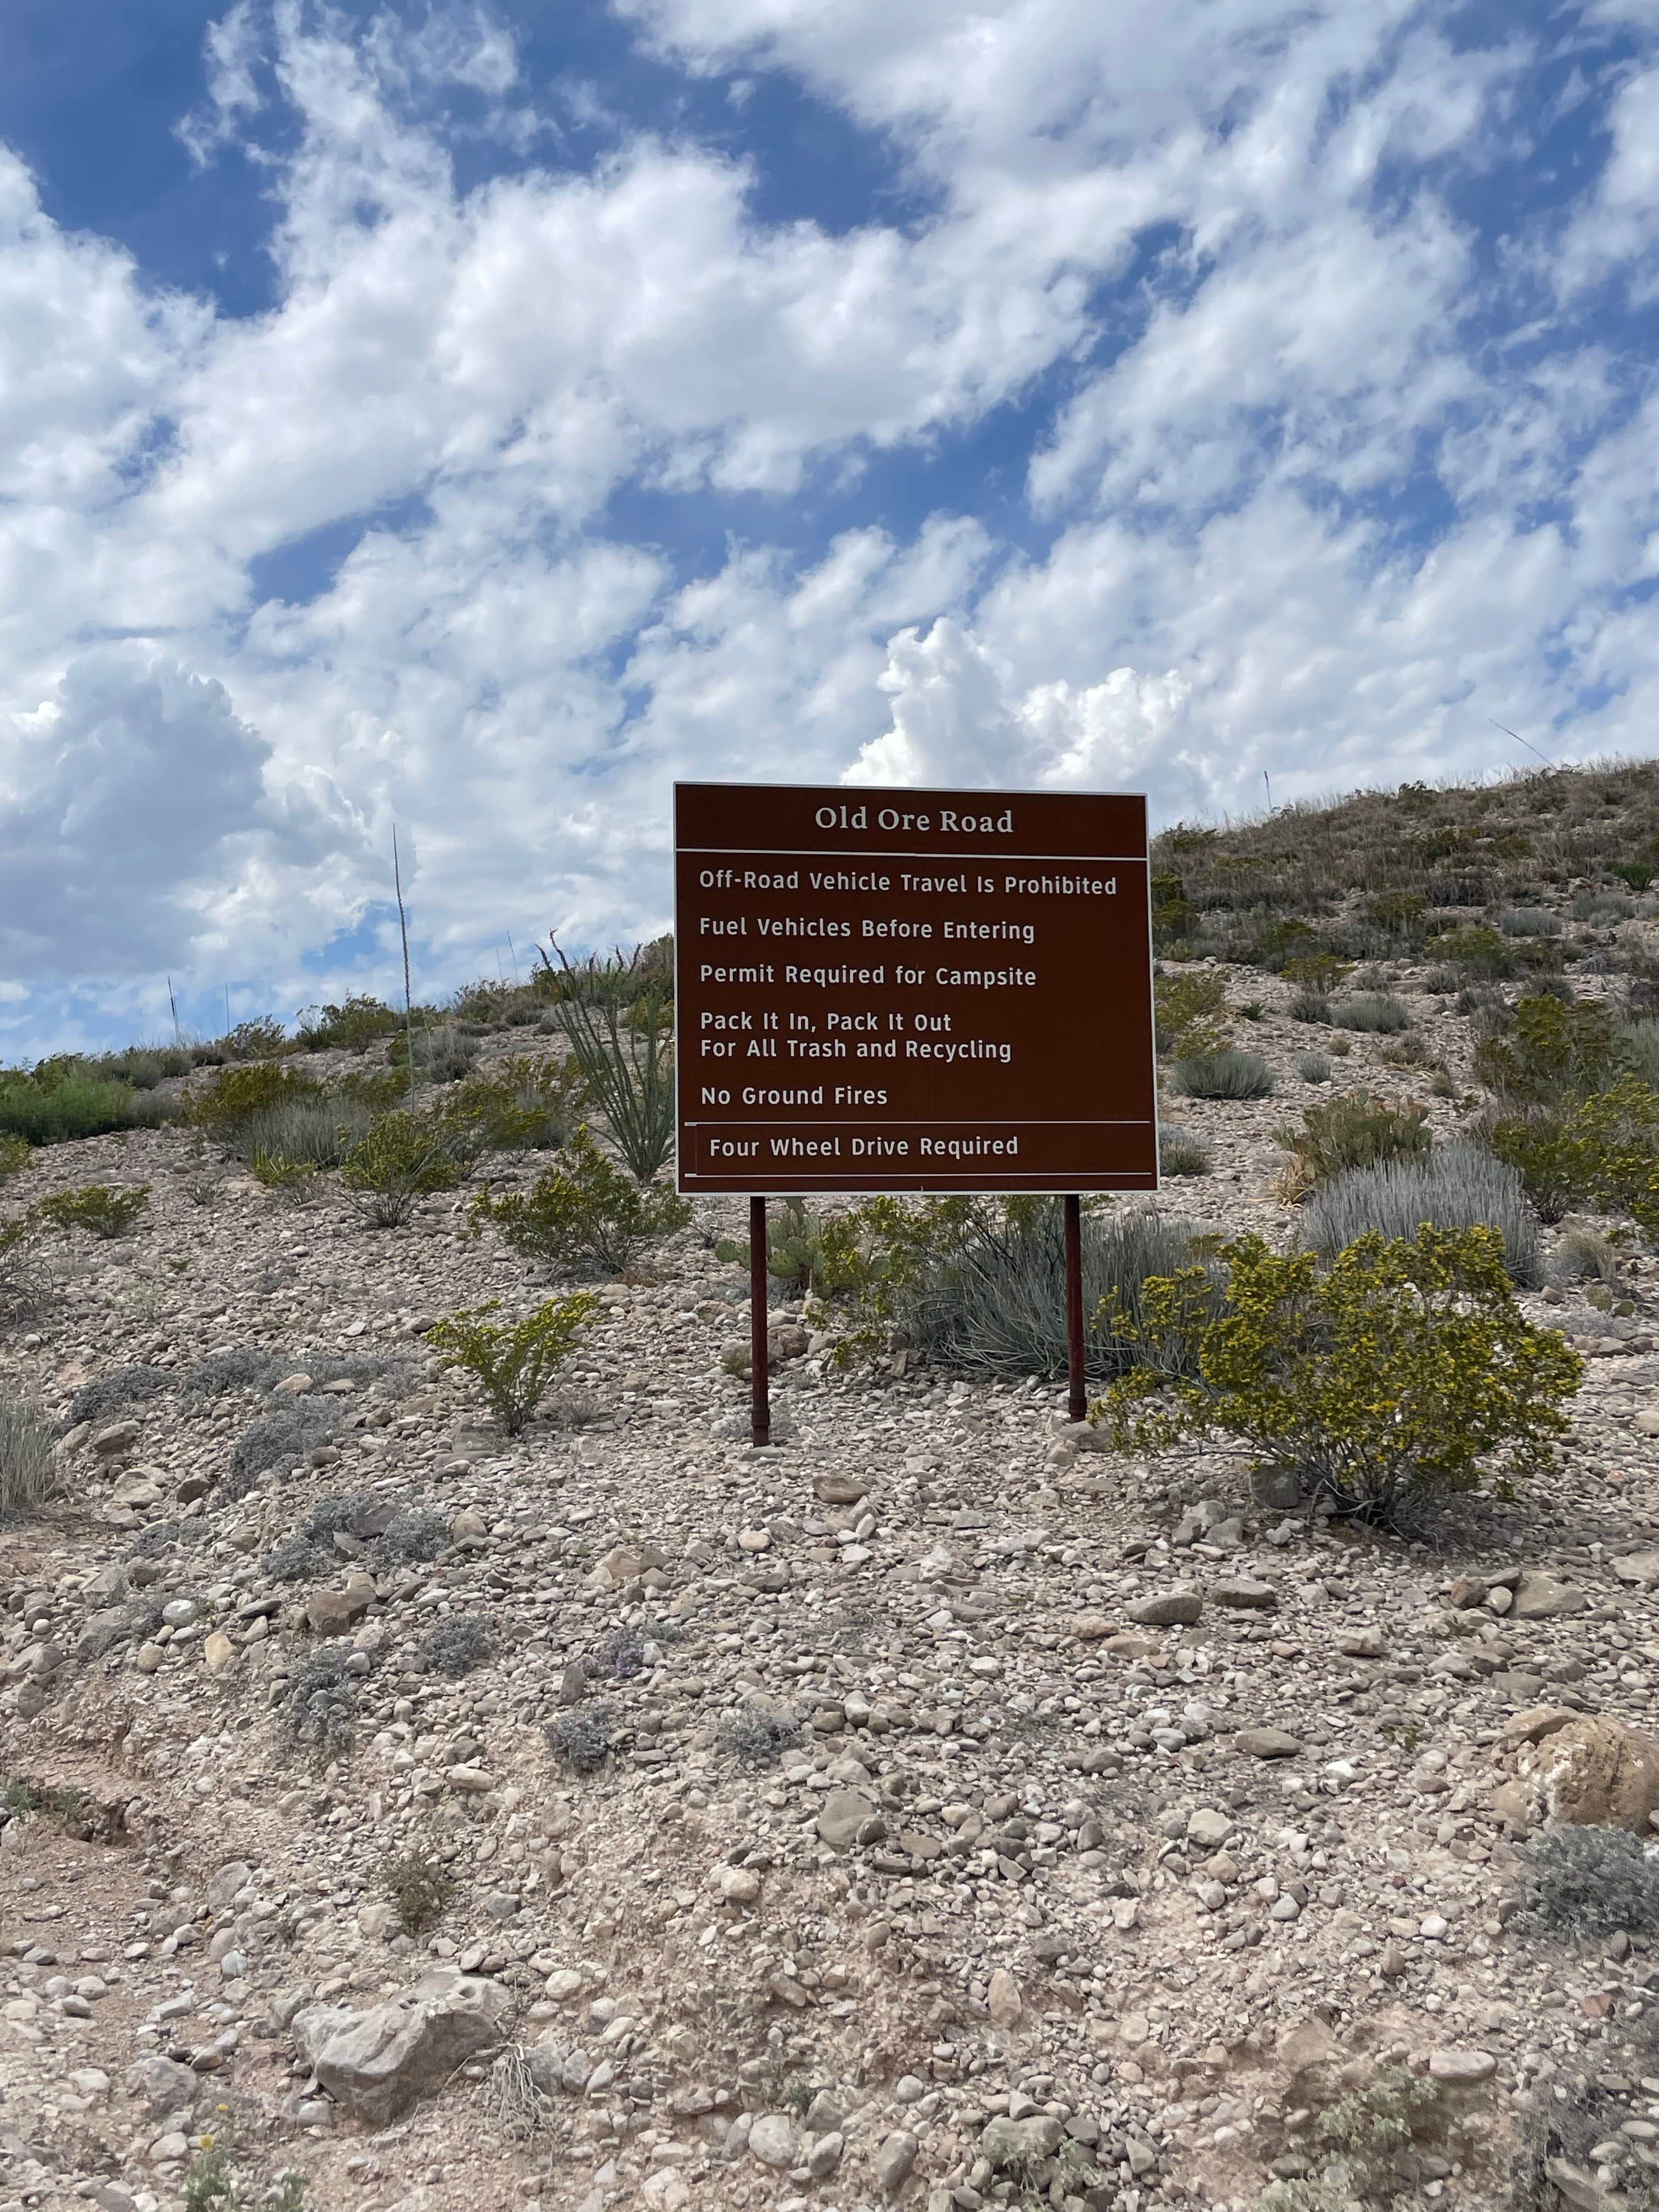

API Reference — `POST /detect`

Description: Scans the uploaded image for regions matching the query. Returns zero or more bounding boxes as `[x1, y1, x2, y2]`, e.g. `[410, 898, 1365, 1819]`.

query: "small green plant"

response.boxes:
[1286, 989, 1331, 1024]
[0, 1135, 30, 1186]
[1550, 1226, 1621, 1285]
[250, 1151, 319, 1203]
[1158, 1126, 1211, 1177]
[0, 1217, 48, 1325]
[816, 1195, 1211, 1380]
[380, 1844, 455, 1936]
[183, 2124, 307, 2211]
[0, 1066, 176, 1145]
[717, 1701, 804, 1769]
[715, 1196, 832, 1293]
[1273, 1090, 1430, 1191]
[1515, 1825, 1659, 1939]
[35, 1184, 150, 1239]
[1301, 1140, 1542, 1285]
[340, 1111, 461, 1227]
[1153, 971, 1230, 1058]
[1473, 993, 1621, 1106]
[279, 1648, 362, 1751]
[1091, 1225, 1582, 1525]
[472, 1127, 690, 1273]
[217, 1014, 290, 1061]
[425, 1294, 599, 1434]
[1318, 2065, 1440, 2156]
[1282, 952, 1353, 995]
[1295, 1051, 1331, 1084]
[545, 941, 675, 1182]
[1169, 1048, 1274, 1099]
[1426, 923, 1516, 979]
[1497, 905, 1562, 938]
[546, 1705, 614, 1773]
[191, 1063, 323, 1139]
[437, 1055, 588, 1156]
[0, 1396, 59, 1512]
[294, 996, 399, 1052]
[1330, 992, 1412, 1033]
[1490, 1074, 1659, 1235]
[416, 1615, 496, 1676]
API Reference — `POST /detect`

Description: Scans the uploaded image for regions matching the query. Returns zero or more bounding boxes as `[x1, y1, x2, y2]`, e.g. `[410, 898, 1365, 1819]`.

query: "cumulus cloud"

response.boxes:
[1, 0, 1658, 1049]
[0, 645, 360, 979]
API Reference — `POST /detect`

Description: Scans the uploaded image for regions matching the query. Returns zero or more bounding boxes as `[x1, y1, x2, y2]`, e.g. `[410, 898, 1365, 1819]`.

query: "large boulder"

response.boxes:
[1517, 1716, 1659, 1833]
[293, 1967, 513, 2124]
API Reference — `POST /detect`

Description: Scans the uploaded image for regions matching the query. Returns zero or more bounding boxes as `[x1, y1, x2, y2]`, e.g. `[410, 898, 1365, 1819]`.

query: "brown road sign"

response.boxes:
[674, 782, 1158, 1195]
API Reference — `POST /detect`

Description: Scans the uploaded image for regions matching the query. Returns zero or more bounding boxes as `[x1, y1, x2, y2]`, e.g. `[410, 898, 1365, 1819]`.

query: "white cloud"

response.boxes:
[1, 0, 1658, 1051]
[0, 645, 362, 980]
[177, 0, 266, 167]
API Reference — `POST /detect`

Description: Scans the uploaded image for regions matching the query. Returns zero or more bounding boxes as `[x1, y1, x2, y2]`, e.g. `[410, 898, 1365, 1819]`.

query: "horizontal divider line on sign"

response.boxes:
[681, 1118, 1155, 1128]
[677, 847, 1146, 864]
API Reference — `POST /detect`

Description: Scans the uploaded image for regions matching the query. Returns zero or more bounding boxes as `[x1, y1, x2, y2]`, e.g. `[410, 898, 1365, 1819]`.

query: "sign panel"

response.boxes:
[674, 782, 1157, 1194]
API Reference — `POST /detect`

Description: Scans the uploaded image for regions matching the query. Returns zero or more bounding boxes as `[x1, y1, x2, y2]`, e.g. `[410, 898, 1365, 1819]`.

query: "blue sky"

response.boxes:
[2, 0, 1658, 1054]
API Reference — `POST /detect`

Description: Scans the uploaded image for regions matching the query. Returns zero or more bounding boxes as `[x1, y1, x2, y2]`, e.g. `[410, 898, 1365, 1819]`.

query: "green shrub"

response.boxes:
[1490, 1075, 1659, 1234]
[1300, 1140, 1542, 1285]
[279, 1647, 362, 1751]
[715, 1196, 832, 1293]
[416, 1615, 496, 1677]
[380, 1846, 454, 1936]
[1158, 1126, 1211, 1178]
[0, 1218, 48, 1325]
[1090, 1225, 1581, 1524]
[1472, 993, 1620, 1105]
[1515, 1825, 1659, 1939]
[87, 1043, 191, 1089]
[1330, 992, 1412, 1033]
[1621, 1017, 1659, 1088]
[191, 1062, 323, 1139]
[1426, 924, 1516, 979]
[1286, 990, 1330, 1024]
[1295, 1051, 1332, 1084]
[182, 2132, 307, 2212]
[340, 1111, 461, 1227]
[0, 1069, 174, 1145]
[717, 1702, 804, 1769]
[436, 1055, 587, 1156]
[548, 946, 675, 1183]
[1273, 1090, 1430, 1190]
[1153, 972, 1229, 1058]
[0, 1135, 30, 1186]
[0, 1397, 58, 1512]
[295, 996, 399, 1052]
[250, 1150, 319, 1203]
[817, 1195, 1214, 1381]
[241, 1093, 373, 1167]
[1497, 906, 1562, 938]
[546, 1705, 614, 1773]
[472, 1127, 690, 1273]
[392, 1024, 480, 1083]
[1282, 952, 1353, 995]
[216, 1015, 289, 1061]
[35, 1185, 150, 1240]
[425, 1294, 599, 1434]
[1549, 1227, 1621, 1285]
[1149, 870, 1192, 947]
[1169, 1049, 1274, 1099]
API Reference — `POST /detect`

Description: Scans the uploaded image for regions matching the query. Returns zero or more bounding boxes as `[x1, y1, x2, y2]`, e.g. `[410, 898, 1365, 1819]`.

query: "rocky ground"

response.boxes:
[2, 967, 1658, 2212]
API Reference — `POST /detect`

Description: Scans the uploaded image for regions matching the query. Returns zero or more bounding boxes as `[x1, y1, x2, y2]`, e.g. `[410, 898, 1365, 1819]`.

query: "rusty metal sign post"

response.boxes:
[674, 782, 1158, 1445]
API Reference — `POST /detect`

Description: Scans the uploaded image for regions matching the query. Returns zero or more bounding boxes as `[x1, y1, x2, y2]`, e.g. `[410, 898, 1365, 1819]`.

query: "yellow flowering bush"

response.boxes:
[1090, 1224, 1581, 1524]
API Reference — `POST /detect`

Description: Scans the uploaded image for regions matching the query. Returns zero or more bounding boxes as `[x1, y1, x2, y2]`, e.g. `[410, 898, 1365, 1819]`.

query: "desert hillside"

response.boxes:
[2, 763, 1658, 2212]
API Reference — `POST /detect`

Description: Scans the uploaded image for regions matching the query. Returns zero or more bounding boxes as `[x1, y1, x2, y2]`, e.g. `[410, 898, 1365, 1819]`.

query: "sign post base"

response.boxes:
[1064, 1193, 1086, 1424]
[749, 1195, 770, 1447]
